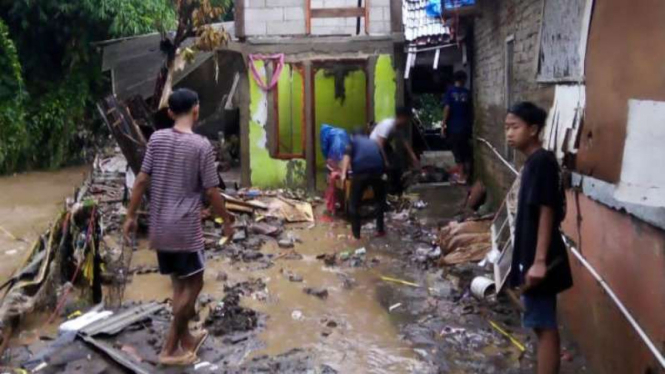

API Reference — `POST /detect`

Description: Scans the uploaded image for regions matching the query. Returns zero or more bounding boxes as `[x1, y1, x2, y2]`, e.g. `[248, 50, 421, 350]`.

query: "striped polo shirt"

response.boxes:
[140, 128, 219, 253]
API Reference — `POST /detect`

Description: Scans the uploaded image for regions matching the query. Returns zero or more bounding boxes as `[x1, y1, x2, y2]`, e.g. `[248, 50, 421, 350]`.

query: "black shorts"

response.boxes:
[449, 133, 472, 164]
[157, 250, 205, 279]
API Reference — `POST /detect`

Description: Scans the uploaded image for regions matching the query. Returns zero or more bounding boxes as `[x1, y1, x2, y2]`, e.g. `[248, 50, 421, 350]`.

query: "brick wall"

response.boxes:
[243, 0, 391, 37]
[472, 0, 553, 202]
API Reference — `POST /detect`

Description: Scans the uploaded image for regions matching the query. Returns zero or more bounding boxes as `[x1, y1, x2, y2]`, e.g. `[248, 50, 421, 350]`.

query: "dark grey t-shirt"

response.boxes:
[510, 149, 573, 295]
[141, 128, 219, 253]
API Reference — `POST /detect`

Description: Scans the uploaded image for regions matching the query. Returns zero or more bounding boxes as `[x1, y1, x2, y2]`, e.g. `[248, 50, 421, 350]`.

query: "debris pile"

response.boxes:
[437, 219, 492, 265]
[205, 285, 260, 337]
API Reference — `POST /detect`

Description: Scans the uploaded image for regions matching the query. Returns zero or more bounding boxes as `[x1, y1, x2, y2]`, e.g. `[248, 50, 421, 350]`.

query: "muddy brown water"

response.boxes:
[124, 222, 431, 373]
[0, 166, 89, 282]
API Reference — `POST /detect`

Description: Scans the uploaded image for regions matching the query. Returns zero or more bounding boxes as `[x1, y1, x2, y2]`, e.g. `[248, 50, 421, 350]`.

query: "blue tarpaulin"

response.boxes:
[426, 0, 476, 17]
[320, 124, 350, 162]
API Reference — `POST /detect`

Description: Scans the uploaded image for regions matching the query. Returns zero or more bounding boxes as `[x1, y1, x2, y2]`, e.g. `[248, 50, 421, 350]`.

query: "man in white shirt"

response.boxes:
[369, 107, 420, 194]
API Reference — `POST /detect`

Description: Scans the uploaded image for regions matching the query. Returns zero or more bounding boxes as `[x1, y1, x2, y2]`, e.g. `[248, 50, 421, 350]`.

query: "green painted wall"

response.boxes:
[374, 55, 396, 123]
[248, 61, 306, 189]
[277, 65, 304, 155]
[314, 68, 367, 171]
[247, 55, 397, 190]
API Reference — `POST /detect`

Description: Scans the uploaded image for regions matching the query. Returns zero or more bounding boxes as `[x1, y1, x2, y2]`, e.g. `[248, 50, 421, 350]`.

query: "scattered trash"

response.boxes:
[354, 247, 366, 256]
[380, 275, 420, 288]
[470, 276, 496, 299]
[59, 309, 113, 333]
[414, 200, 428, 209]
[4, 249, 18, 256]
[288, 273, 303, 283]
[303, 287, 329, 300]
[389, 303, 402, 312]
[204, 288, 259, 337]
[216, 271, 228, 282]
[195, 361, 212, 370]
[278, 238, 295, 249]
[291, 310, 303, 320]
[488, 320, 526, 352]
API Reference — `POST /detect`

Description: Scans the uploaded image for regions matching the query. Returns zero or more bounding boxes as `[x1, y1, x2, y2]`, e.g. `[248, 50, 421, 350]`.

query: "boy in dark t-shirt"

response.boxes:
[505, 102, 573, 374]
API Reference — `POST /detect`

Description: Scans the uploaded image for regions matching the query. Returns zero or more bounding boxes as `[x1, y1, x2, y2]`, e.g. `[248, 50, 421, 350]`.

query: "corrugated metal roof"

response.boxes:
[402, 0, 451, 43]
[100, 22, 235, 100]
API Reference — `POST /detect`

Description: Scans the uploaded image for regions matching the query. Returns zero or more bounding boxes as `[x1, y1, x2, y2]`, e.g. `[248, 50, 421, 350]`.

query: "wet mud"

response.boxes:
[3, 175, 589, 373]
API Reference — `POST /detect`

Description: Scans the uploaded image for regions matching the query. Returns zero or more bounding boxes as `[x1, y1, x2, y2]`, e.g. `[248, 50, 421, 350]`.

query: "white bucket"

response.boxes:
[470, 276, 496, 299]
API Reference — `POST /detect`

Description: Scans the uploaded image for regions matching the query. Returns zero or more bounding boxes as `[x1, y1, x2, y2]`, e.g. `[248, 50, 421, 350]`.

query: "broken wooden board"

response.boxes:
[265, 198, 314, 223]
[440, 243, 491, 265]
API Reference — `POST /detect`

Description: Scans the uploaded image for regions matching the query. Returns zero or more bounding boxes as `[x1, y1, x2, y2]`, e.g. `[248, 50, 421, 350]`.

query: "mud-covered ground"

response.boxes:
[5, 179, 589, 373]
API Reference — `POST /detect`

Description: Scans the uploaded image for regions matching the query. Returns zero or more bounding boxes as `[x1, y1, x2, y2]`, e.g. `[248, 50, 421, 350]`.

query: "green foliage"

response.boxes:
[0, 0, 184, 173]
[0, 0, 235, 173]
[415, 93, 443, 129]
[79, 0, 177, 36]
[25, 77, 90, 169]
[0, 19, 27, 173]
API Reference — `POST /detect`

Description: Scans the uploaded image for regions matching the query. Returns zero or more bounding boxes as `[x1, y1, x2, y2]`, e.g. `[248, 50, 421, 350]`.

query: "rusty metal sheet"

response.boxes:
[577, 0, 665, 183]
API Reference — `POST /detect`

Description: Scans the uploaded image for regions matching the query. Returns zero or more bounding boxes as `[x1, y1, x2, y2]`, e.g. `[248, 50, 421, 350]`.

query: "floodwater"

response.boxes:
[0, 166, 89, 282]
[124, 222, 430, 373]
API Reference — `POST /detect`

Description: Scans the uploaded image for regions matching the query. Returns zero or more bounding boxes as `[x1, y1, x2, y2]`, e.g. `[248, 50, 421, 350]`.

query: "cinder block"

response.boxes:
[371, 0, 390, 6]
[245, 8, 284, 21]
[284, 6, 305, 20]
[369, 7, 384, 21]
[368, 20, 389, 35]
[322, 17, 345, 26]
[324, 0, 346, 8]
[245, 21, 268, 35]
[267, 20, 306, 35]
[265, 0, 303, 6]
[246, 0, 266, 8]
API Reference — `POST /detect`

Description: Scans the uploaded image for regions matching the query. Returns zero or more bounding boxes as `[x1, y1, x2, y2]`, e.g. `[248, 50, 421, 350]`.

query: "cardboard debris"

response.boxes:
[265, 197, 314, 223]
[440, 243, 492, 265]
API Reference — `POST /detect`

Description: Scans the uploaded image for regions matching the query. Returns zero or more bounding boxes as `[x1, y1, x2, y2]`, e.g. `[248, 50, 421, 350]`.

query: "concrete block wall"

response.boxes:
[472, 0, 553, 202]
[244, 0, 391, 37]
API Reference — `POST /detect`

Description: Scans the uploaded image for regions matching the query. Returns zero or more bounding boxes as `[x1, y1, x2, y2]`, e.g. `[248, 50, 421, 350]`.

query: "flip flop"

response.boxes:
[159, 351, 197, 366]
[191, 329, 209, 355]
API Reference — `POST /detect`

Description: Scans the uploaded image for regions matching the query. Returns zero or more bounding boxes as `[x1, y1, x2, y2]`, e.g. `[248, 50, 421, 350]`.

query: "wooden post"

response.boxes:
[303, 61, 316, 191]
[364, 0, 370, 35]
[306, 0, 312, 35]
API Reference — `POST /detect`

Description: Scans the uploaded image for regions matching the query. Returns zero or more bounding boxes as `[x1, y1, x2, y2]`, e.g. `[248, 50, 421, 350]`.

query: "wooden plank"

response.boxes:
[226, 203, 254, 213]
[311, 7, 366, 18]
[364, 0, 370, 35]
[390, 0, 402, 33]
[221, 192, 268, 210]
[235, 0, 245, 40]
[303, 61, 315, 191]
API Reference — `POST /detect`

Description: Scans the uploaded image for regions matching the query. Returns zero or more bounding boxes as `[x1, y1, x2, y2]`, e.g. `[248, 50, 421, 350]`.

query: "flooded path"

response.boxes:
[125, 220, 430, 373]
[0, 166, 88, 281]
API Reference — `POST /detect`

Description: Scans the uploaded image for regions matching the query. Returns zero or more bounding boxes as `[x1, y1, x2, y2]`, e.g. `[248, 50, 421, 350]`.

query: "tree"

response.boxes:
[152, 0, 230, 109]
[0, 19, 27, 172]
[0, 0, 181, 172]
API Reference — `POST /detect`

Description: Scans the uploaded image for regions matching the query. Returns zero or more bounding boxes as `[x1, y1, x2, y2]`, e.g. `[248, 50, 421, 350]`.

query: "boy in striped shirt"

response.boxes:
[124, 89, 233, 365]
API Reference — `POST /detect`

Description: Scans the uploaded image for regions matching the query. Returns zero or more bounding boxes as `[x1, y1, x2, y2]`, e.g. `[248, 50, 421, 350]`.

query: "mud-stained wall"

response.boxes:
[560, 191, 665, 374]
[248, 60, 307, 189]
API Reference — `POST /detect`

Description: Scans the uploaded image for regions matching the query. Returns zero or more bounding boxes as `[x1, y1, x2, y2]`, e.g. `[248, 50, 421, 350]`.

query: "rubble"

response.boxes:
[303, 287, 329, 300]
[204, 289, 259, 337]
